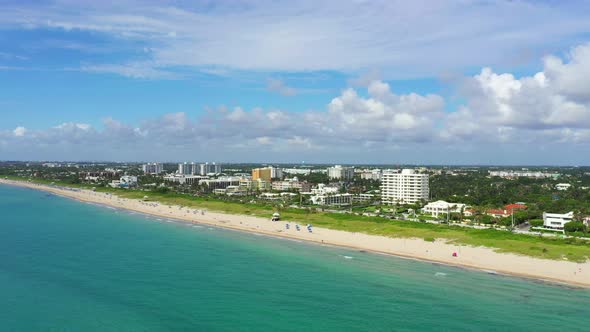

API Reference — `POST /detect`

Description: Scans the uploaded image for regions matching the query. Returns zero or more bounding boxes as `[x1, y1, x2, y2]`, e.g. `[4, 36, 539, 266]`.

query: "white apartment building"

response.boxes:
[268, 166, 283, 179]
[543, 211, 574, 230]
[271, 177, 311, 192]
[422, 200, 466, 217]
[381, 169, 429, 205]
[282, 168, 312, 176]
[178, 162, 197, 175]
[359, 169, 382, 181]
[239, 178, 271, 191]
[311, 193, 353, 206]
[163, 175, 206, 185]
[142, 162, 164, 175]
[310, 183, 340, 195]
[199, 176, 242, 191]
[555, 183, 572, 191]
[489, 170, 560, 179]
[199, 162, 222, 175]
[327, 165, 354, 180]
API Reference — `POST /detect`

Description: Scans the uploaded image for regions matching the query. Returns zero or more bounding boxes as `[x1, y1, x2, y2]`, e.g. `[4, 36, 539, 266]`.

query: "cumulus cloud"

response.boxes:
[443, 44, 590, 144]
[13, 126, 26, 137]
[3, 44, 590, 163]
[0, 81, 445, 159]
[326, 81, 444, 142]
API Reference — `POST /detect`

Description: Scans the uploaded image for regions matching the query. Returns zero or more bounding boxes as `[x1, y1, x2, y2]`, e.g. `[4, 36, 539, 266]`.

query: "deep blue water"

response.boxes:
[1, 184, 589, 331]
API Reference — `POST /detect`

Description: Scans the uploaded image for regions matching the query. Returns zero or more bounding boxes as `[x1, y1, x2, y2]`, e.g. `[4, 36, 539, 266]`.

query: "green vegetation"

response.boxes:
[564, 221, 587, 234]
[431, 170, 590, 215]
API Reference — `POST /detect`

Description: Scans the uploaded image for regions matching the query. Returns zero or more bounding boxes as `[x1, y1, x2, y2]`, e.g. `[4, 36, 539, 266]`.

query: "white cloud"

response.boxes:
[79, 62, 180, 80]
[1, 1, 589, 77]
[0, 81, 444, 159]
[3, 44, 590, 163]
[444, 44, 590, 143]
[13, 126, 26, 137]
[266, 78, 297, 96]
[326, 81, 444, 142]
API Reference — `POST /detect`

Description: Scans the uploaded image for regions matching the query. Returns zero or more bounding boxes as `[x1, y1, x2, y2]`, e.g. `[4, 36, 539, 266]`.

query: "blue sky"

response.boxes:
[1, 0, 590, 164]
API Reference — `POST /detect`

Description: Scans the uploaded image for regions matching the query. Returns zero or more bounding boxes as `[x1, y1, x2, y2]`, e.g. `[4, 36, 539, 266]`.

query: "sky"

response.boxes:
[1, 0, 590, 165]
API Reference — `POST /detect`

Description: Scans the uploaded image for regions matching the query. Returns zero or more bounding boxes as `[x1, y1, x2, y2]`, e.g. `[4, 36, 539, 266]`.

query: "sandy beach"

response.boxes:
[2, 178, 589, 288]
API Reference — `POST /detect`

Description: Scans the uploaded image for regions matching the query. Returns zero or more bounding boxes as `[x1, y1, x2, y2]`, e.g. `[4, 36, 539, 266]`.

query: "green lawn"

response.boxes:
[4, 175, 590, 262]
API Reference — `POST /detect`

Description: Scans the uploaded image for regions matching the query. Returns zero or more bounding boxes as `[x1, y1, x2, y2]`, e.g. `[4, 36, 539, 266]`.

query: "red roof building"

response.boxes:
[486, 209, 510, 218]
[504, 203, 527, 211]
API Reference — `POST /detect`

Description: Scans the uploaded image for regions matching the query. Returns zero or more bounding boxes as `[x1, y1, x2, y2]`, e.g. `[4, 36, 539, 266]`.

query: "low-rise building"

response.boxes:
[311, 193, 353, 206]
[109, 175, 138, 188]
[485, 209, 511, 218]
[271, 177, 311, 192]
[213, 185, 244, 196]
[310, 183, 340, 195]
[164, 175, 206, 185]
[555, 183, 572, 191]
[353, 193, 376, 203]
[239, 178, 271, 191]
[282, 168, 311, 176]
[543, 211, 574, 230]
[200, 177, 242, 191]
[359, 169, 382, 181]
[504, 203, 527, 212]
[489, 170, 560, 179]
[422, 200, 467, 217]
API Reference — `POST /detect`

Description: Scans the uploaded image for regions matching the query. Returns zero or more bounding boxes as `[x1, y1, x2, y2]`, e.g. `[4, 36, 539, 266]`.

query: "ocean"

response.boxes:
[1, 184, 589, 331]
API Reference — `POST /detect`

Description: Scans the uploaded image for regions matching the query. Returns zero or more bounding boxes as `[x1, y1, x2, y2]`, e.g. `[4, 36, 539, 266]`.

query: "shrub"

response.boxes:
[529, 219, 544, 227]
[478, 215, 495, 225]
[564, 221, 587, 234]
[153, 186, 170, 194]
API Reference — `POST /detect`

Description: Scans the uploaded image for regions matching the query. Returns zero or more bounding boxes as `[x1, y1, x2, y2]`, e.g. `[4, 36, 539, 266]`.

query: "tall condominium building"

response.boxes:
[252, 167, 272, 182]
[269, 166, 283, 179]
[327, 165, 354, 180]
[142, 162, 164, 175]
[178, 162, 196, 175]
[381, 169, 429, 204]
[199, 162, 222, 175]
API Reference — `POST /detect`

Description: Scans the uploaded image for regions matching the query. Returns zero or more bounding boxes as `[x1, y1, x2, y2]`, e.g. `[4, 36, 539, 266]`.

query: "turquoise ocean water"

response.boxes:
[1, 184, 589, 331]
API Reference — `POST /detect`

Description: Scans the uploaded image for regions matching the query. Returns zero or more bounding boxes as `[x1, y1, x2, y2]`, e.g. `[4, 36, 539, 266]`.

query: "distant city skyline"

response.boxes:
[1, 1, 590, 164]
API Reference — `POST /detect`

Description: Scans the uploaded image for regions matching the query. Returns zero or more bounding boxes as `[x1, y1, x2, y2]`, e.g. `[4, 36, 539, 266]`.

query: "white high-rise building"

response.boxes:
[269, 166, 283, 179]
[381, 169, 429, 204]
[178, 162, 192, 175]
[142, 162, 163, 175]
[327, 165, 354, 180]
[199, 162, 222, 175]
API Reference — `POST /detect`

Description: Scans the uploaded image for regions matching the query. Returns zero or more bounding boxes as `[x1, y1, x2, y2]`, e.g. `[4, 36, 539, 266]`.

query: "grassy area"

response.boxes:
[4, 175, 590, 262]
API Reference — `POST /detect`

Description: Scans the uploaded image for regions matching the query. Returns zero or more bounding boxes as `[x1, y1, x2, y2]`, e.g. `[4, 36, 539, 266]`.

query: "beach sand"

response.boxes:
[2, 178, 589, 288]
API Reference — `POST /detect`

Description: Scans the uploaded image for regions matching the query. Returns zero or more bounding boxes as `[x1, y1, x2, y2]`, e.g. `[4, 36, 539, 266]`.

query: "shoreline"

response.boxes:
[2, 178, 590, 289]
